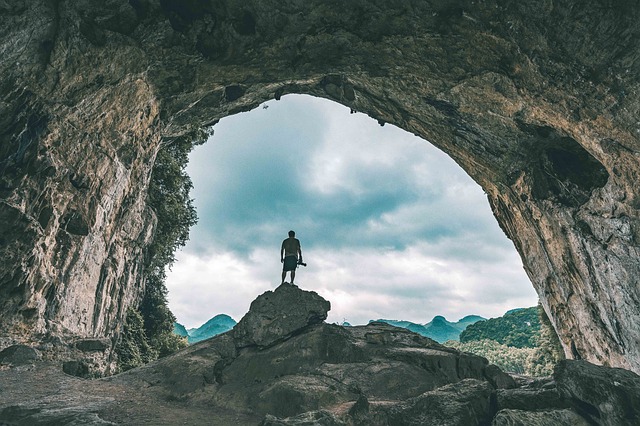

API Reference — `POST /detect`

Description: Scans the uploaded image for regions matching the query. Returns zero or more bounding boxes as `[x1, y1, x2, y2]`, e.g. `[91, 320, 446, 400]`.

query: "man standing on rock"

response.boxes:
[281, 230, 303, 285]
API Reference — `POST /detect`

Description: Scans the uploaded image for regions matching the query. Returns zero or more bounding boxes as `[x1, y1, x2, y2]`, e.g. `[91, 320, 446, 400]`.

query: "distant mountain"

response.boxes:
[453, 315, 486, 331]
[173, 322, 189, 337]
[174, 314, 237, 344]
[424, 316, 465, 342]
[374, 314, 485, 343]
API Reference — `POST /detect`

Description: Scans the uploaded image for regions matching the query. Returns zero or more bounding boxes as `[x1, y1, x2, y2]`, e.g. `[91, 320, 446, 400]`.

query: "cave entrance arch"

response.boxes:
[166, 94, 538, 329]
[2, 0, 639, 375]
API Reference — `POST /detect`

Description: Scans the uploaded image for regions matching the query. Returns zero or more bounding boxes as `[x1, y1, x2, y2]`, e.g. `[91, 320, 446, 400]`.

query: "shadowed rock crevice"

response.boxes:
[513, 122, 609, 207]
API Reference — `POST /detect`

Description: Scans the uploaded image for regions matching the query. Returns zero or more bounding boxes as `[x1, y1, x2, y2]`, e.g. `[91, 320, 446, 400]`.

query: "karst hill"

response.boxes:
[2, 284, 639, 425]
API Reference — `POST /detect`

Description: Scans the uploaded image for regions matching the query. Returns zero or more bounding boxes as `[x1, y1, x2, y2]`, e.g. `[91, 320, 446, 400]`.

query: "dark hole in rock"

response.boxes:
[20, 308, 38, 319]
[546, 139, 608, 193]
[224, 85, 245, 102]
[572, 399, 601, 420]
[75, 339, 109, 352]
[518, 122, 609, 207]
[61, 210, 89, 236]
[160, 0, 209, 32]
[63, 360, 90, 378]
[235, 10, 256, 35]
[37, 206, 53, 228]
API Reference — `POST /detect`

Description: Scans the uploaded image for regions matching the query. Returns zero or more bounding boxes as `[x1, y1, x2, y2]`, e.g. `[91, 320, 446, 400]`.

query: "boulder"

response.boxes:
[117, 288, 517, 424]
[496, 376, 570, 412]
[381, 379, 495, 426]
[261, 411, 345, 426]
[62, 360, 90, 377]
[492, 409, 590, 426]
[0, 402, 116, 425]
[8, 286, 604, 425]
[483, 364, 517, 390]
[0, 345, 40, 365]
[232, 283, 331, 348]
[554, 360, 640, 426]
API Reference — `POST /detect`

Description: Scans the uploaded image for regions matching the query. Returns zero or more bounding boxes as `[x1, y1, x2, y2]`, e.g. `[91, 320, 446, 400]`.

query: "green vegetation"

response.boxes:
[448, 305, 564, 376]
[460, 307, 540, 348]
[115, 308, 157, 372]
[116, 129, 209, 372]
[139, 273, 189, 358]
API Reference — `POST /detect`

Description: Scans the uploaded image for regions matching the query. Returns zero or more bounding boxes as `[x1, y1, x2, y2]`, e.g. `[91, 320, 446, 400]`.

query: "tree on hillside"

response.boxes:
[460, 306, 540, 348]
[450, 304, 565, 377]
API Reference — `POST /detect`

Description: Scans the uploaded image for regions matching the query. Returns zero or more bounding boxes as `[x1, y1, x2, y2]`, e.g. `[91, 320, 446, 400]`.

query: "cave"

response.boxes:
[1, 0, 639, 375]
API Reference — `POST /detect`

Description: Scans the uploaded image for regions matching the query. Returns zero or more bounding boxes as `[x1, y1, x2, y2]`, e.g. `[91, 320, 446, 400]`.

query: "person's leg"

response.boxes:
[291, 269, 296, 284]
[282, 270, 286, 284]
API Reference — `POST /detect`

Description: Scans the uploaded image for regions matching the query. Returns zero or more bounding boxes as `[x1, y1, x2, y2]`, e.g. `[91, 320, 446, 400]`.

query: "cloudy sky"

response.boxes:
[165, 95, 538, 328]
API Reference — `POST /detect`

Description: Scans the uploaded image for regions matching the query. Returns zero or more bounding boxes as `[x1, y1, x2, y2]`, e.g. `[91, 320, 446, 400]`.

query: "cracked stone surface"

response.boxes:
[1, 1, 639, 374]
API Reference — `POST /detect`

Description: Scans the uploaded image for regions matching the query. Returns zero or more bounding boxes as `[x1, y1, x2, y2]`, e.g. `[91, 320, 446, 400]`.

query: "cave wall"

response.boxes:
[1, 0, 639, 372]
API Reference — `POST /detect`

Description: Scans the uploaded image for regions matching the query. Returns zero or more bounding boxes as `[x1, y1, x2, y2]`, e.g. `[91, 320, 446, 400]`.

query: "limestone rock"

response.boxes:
[0, 344, 40, 365]
[496, 377, 570, 412]
[74, 338, 111, 352]
[0, 405, 117, 426]
[62, 360, 91, 378]
[555, 360, 640, 426]
[492, 409, 590, 426]
[260, 411, 345, 426]
[232, 283, 330, 348]
[100, 287, 514, 423]
[483, 364, 517, 390]
[2, 290, 640, 425]
[381, 379, 495, 426]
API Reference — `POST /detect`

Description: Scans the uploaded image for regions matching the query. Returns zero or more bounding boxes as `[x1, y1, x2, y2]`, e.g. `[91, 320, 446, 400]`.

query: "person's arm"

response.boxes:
[297, 239, 303, 262]
[281, 241, 285, 263]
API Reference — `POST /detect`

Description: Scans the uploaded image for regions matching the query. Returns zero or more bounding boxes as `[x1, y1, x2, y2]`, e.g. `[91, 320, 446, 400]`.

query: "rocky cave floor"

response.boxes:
[1, 284, 640, 426]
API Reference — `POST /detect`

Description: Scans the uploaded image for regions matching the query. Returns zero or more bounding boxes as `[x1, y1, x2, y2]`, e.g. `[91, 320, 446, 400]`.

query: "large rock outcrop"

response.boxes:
[1, 1, 639, 373]
[233, 283, 331, 348]
[2, 284, 639, 425]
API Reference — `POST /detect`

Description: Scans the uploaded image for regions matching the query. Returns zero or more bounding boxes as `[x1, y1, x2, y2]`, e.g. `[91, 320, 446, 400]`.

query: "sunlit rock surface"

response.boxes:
[1, 1, 640, 374]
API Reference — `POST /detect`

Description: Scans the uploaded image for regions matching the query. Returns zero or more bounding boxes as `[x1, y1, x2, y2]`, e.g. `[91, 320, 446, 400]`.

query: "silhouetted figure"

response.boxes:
[281, 230, 303, 285]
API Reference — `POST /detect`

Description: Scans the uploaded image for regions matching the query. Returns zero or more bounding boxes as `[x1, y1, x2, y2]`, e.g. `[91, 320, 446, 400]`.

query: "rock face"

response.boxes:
[233, 283, 331, 348]
[2, 284, 639, 425]
[132, 284, 513, 423]
[1, 1, 640, 373]
[554, 360, 640, 426]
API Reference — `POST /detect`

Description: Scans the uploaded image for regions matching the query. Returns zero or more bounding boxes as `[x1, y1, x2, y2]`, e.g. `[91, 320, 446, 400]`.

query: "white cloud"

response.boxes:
[166, 94, 539, 329]
[167, 242, 537, 328]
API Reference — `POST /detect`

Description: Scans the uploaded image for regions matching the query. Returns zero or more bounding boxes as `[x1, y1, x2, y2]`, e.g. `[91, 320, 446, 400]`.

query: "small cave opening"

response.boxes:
[164, 95, 538, 335]
[517, 123, 609, 207]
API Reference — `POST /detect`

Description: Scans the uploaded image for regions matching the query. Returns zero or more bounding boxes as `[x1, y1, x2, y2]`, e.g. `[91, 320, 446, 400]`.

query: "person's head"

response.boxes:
[288, 230, 295, 237]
